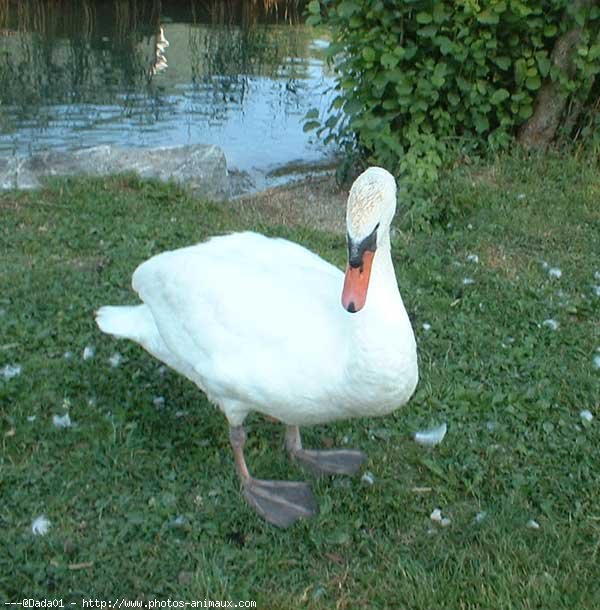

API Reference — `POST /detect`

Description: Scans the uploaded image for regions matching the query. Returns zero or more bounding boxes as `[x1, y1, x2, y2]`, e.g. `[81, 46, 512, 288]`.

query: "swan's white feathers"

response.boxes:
[347, 167, 396, 240]
[96, 169, 418, 429]
[131, 231, 348, 425]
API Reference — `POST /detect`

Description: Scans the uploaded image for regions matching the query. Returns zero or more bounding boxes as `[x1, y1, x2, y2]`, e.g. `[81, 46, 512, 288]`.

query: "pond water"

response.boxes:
[0, 0, 335, 187]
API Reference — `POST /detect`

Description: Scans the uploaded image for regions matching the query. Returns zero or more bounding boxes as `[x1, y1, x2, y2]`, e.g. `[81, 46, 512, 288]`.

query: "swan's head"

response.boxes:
[342, 167, 397, 313]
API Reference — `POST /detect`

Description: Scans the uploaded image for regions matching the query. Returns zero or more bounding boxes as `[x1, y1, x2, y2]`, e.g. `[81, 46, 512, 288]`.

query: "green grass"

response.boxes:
[1, 155, 599, 608]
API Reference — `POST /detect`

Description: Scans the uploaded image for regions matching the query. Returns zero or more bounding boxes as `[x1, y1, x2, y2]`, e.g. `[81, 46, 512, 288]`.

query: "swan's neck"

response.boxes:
[342, 242, 418, 411]
[349, 242, 415, 362]
[364, 244, 404, 321]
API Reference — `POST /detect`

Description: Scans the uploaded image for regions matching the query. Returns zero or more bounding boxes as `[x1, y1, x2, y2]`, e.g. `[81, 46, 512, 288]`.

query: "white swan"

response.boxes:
[95, 167, 418, 527]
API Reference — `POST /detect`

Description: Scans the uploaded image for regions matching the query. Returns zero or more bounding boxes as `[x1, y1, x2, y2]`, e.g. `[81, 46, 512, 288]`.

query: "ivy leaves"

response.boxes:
[305, 0, 600, 221]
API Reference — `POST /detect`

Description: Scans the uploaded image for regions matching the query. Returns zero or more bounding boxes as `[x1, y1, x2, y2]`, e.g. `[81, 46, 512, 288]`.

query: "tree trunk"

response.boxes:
[518, 0, 596, 149]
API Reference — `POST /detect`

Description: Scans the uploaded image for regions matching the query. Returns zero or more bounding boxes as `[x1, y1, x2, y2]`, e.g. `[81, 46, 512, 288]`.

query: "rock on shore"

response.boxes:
[0, 144, 230, 200]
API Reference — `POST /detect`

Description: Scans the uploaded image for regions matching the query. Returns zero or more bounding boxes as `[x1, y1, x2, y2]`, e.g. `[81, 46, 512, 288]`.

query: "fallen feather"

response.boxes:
[474, 511, 487, 523]
[108, 352, 122, 368]
[82, 345, 95, 360]
[517, 193, 526, 200]
[31, 515, 51, 536]
[169, 515, 186, 528]
[27, 415, 36, 423]
[430, 508, 443, 522]
[462, 277, 475, 285]
[466, 254, 479, 263]
[542, 319, 559, 331]
[527, 519, 540, 530]
[580, 410, 593, 422]
[63, 351, 73, 360]
[2, 364, 22, 379]
[548, 267, 562, 279]
[422, 323, 432, 331]
[414, 423, 447, 447]
[361, 471, 375, 485]
[53, 413, 72, 428]
[430, 508, 451, 527]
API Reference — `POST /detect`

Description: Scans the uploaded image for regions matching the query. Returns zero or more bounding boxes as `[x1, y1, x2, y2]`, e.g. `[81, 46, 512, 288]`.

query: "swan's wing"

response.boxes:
[131, 232, 347, 400]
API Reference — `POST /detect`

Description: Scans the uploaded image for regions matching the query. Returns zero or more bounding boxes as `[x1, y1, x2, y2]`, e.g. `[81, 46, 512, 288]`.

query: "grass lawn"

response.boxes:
[1, 153, 599, 608]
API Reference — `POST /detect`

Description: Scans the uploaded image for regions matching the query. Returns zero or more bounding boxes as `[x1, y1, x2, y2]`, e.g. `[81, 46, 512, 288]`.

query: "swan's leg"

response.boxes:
[285, 425, 366, 476]
[229, 426, 317, 528]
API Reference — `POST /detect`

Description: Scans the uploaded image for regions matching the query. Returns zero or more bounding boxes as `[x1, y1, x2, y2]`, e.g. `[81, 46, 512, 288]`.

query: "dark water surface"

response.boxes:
[0, 1, 334, 181]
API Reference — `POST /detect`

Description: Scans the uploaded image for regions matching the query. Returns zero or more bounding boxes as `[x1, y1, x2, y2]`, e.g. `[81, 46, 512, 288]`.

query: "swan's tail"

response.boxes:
[95, 304, 198, 385]
[95, 305, 151, 343]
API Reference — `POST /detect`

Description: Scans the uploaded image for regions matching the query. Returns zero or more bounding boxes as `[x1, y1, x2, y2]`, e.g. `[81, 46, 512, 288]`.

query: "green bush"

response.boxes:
[306, 0, 600, 220]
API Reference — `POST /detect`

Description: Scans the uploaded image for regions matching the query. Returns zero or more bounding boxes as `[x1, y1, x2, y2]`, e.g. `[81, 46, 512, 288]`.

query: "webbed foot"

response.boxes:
[242, 478, 317, 528]
[285, 425, 367, 476]
[229, 425, 318, 528]
[289, 447, 366, 475]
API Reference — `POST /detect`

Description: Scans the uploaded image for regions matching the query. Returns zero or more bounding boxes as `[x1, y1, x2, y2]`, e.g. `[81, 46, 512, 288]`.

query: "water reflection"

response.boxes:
[0, 0, 333, 175]
[151, 27, 169, 75]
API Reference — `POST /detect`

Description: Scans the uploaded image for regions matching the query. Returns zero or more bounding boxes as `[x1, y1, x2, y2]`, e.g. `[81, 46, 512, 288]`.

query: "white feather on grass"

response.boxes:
[2, 364, 22, 379]
[474, 511, 487, 523]
[414, 423, 447, 447]
[361, 471, 375, 485]
[52, 413, 72, 428]
[430, 508, 451, 527]
[31, 515, 51, 536]
[548, 267, 562, 279]
[542, 319, 559, 330]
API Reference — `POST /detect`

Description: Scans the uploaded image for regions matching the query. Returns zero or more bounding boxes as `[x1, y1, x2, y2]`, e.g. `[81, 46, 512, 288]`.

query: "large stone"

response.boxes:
[0, 144, 230, 200]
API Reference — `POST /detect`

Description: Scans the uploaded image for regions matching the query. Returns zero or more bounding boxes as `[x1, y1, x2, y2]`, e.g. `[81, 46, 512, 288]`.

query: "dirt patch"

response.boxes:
[480, 244, 526, 279]
[0, 193, 26, 211]
[231, 173, 349, 235]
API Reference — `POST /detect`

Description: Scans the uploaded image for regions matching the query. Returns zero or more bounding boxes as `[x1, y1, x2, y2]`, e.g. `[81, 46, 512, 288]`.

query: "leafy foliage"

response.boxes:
[306, 0, 600, 219]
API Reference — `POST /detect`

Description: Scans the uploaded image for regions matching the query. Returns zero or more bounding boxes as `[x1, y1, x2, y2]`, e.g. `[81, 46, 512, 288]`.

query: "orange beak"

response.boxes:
[341, 250, 375, 313]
